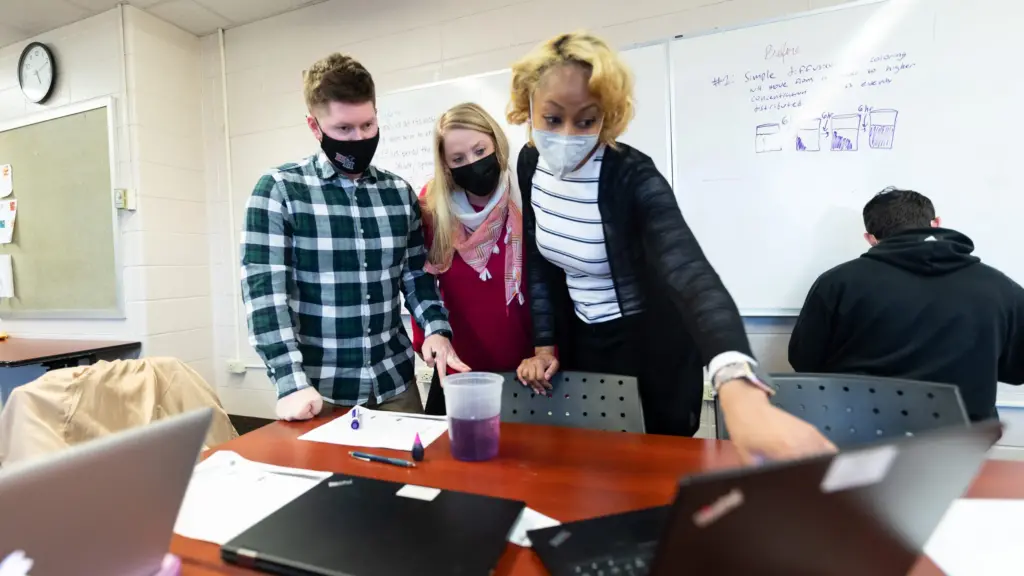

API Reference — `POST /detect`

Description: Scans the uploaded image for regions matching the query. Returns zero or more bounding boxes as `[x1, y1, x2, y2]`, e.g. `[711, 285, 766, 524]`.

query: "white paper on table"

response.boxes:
[0, 200, 15, 244]
[507, 507, 561, 548]
[0, 165, 11, 198]
[299, 407, 448, 451]
[173, 451, 331, 545]
[924, 499, 1024, 576]
[0, 255, 13, 298]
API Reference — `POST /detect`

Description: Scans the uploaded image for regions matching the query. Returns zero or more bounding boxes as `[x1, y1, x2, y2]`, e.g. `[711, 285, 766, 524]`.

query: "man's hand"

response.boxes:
[720, 379, 837, 465]
[422, 334, 470, 379]
[275, 387, 323, 421]
[516, 346, 559, 394]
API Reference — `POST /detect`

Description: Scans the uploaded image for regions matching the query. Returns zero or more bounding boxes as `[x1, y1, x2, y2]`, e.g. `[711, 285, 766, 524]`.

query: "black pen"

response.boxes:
[349, 451, 417, 468]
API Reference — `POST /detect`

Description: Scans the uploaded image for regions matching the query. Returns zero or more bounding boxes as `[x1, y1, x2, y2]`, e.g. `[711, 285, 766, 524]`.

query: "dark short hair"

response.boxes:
[862, 187, 935, 240]
[303, 53, 375, 112]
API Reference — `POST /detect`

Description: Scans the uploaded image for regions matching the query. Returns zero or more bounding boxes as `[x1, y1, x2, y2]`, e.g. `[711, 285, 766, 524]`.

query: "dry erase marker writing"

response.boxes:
[349, 451, 416, 468]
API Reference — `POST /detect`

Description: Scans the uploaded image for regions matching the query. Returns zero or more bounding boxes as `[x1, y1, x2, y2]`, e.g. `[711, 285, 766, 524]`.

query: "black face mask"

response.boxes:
[450, 153, 501, 197]
[318, 125, 379, 175]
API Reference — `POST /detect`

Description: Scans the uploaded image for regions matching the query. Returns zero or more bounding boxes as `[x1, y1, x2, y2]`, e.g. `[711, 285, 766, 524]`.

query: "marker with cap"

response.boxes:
[350, 406, 362, 430]
[411, 433, 425, 462]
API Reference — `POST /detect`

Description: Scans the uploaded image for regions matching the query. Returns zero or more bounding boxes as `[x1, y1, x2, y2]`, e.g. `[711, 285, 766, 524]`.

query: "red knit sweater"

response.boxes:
[411, 188, 533, 375]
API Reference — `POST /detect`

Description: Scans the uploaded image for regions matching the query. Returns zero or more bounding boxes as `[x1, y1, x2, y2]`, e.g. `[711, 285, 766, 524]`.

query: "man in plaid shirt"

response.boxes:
[242, 53, 468, 421]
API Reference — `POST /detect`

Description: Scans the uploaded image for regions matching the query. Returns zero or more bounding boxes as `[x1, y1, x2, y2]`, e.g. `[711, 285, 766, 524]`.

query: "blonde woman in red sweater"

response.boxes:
[411, 103, 533, 414]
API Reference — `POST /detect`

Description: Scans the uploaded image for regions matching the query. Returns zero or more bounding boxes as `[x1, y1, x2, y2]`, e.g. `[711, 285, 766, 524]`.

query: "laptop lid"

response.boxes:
[651, 420, 1003, 576]
[222, 474, 525, 576]
[0, 408, 213, 576]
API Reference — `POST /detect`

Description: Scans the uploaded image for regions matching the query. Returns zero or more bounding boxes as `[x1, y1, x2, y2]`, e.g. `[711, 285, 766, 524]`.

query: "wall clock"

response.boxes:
[18, 42, 57, 104]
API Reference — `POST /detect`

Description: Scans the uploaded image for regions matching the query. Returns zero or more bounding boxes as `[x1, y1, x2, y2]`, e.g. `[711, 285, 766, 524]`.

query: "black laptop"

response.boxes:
[222, 474, 525, 576]
[530, 420, 1003, 576]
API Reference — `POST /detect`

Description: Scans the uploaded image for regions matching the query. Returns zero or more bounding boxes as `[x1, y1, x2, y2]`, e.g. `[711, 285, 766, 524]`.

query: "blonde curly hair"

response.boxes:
[507, 31, 634, 146]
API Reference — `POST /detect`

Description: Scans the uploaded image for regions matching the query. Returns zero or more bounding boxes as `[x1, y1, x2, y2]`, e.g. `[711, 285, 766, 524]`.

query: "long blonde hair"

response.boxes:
[424, 102, 510, 268]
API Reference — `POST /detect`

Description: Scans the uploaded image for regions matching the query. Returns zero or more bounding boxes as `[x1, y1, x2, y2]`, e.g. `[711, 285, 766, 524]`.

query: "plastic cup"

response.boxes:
[442, 372, 503, 462]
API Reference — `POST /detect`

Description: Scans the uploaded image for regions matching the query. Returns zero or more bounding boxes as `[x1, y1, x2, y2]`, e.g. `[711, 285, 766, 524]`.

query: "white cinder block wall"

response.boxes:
[124, 8, 215, 385]
[0, 8, 213, 383]
[201, 0, 858, 418]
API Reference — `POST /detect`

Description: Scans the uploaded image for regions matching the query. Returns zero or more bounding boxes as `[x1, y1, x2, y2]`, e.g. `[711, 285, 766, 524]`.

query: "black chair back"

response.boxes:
[499, 372, 645, 433]
[715, 373, 969, 447]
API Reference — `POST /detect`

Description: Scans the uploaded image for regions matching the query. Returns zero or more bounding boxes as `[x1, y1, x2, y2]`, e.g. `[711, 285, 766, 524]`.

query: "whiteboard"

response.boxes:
[375, 70, 525, 194]
[374, 43, 673, 192]
[671, 0, 1024, 314]
[619, 42, 672, 181]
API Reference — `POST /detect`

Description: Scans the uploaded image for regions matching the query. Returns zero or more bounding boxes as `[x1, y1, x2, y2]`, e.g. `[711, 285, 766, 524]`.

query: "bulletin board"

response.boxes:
[0, 98, 122, 318]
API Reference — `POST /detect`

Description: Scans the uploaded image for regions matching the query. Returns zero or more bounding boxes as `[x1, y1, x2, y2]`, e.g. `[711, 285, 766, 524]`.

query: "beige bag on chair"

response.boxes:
[0, 357, 237, 468]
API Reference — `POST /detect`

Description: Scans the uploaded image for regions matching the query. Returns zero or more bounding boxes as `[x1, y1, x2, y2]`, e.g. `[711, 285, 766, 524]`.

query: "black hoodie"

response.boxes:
[789, 228, 1024, 421]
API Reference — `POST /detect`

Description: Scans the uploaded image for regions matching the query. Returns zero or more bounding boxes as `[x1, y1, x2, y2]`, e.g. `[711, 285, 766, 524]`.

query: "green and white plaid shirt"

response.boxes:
[241, 151, 451, 405]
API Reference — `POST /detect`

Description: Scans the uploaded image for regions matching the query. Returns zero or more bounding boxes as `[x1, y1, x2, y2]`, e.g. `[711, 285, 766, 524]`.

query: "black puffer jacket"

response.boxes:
[519, 143, 754, 434]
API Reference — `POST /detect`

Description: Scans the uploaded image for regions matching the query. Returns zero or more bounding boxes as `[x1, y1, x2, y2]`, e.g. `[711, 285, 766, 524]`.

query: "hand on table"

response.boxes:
[720, 379, 837, 466]
[275, 386, 323, 421]
[516, 347, 559, 394]
[422, 334, 470, 380]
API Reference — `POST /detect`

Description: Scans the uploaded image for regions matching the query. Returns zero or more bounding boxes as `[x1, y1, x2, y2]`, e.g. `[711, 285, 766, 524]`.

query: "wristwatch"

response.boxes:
[711, 362, 776, 397]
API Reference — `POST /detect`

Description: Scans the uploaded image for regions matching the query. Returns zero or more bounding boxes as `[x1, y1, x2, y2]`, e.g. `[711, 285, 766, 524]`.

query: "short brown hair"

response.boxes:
[303, 53, 376, 113]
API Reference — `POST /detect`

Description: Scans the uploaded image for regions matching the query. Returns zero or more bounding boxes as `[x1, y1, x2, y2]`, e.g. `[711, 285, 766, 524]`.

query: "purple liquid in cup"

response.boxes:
[448, 415, 500, 462]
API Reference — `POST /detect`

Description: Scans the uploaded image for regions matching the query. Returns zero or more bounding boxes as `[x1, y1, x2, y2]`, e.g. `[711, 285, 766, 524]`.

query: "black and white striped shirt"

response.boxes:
[533, 146, 622, 324]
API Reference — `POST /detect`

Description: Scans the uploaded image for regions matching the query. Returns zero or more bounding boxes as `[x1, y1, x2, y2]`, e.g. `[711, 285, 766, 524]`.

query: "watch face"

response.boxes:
[19, 43, 54, 103]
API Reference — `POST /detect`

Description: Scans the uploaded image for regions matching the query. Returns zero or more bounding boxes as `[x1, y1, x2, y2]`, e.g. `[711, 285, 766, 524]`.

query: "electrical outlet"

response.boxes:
[703, 383, 714, 402]
[113, 188, 137, 211]
[226, 359, 247, 374]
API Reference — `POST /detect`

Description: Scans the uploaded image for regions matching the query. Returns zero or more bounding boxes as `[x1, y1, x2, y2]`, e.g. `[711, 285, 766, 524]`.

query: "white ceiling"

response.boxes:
[0, 0, 328, 48]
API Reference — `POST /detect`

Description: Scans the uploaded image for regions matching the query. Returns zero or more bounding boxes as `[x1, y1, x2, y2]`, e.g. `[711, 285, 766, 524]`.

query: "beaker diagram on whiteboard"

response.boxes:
[755, 123, 783, 153]
[830, 114, 860, 151]
[795, 118, 821, 151]
[868, 109, 898, 149]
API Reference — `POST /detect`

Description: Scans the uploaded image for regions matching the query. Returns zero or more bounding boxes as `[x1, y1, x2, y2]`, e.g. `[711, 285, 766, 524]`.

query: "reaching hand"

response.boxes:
[275, 386, 323, 421]
[720, 379, 837, 465]
[516, 347, 560, 394]
[422, 334, 470, 379]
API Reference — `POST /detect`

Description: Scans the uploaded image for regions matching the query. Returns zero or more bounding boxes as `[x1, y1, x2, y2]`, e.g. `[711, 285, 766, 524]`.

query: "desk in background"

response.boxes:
[0, 338, 141, 407]
[171, 408, 1024, 575]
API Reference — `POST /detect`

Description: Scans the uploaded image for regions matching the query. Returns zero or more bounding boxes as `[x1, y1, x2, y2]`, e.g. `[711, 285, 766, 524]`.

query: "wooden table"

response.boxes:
[172, 408, 1024, 575]
[0, 338, 140, 368]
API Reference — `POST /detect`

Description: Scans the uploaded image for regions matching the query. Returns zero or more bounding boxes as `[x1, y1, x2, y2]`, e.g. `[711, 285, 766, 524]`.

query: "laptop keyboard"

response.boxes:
[569, 543, 656, 576]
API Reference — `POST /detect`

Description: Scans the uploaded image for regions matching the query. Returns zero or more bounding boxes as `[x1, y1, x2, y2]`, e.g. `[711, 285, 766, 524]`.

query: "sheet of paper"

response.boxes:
[0, 165, 11, 198]
[508, 507, 561, 548]
[924, 499, 1024, 576]
[299, 407, 448, 451]
[173, 451, 331, 545]
[0, 200, 16, 244]
[0, 255, 14, 298]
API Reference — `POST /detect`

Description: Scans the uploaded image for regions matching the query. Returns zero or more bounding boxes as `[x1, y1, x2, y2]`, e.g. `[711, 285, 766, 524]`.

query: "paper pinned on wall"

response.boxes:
[0, 255, 13, 299]
[0, 165, 10, 198]
[0, 200, 16, 244]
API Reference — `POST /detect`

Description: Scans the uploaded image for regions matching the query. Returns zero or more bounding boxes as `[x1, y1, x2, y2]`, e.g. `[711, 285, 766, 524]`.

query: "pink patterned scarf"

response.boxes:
[427, 174, 524, 306]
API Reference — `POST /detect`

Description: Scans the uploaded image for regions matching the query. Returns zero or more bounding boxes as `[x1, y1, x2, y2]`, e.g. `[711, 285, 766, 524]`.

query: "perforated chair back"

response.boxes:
[715, 373, 969, 447]
[499, 372, 645, 433]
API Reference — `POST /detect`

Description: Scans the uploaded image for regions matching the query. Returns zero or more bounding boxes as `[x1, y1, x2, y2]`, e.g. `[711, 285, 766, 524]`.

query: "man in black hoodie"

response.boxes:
[788, 188, 1024, 421]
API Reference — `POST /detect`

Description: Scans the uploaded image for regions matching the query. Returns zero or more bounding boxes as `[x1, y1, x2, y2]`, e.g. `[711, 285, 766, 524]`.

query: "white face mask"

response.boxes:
[532, 129, 599, 179]
[529, 96, 601, 179]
